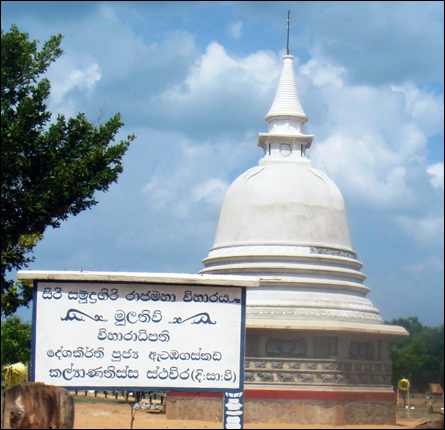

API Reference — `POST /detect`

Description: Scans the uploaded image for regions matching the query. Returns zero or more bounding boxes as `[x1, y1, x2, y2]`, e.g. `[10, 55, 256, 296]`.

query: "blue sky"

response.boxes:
[2, 1, 444, 326]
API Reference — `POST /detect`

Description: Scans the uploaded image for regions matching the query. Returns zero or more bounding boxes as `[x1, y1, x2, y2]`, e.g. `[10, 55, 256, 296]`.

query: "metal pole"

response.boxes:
[286, 10, 290, 55]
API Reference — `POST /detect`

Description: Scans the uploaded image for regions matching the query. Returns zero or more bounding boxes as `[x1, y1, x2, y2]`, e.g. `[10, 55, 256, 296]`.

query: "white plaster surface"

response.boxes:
[265, 55, 307, 121]
[200, 54, 407, 339]
[211, 163, 352, 250]
[17, 270, 260, 287]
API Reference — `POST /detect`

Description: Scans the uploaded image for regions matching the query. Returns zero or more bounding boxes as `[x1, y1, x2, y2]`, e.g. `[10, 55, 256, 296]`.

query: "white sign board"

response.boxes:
[31, 281, 246, 392]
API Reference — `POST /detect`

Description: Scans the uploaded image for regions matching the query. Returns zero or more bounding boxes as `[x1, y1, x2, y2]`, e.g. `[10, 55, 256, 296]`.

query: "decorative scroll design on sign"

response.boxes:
[169, 312, 216, 325]
[61, 309, 107, 322]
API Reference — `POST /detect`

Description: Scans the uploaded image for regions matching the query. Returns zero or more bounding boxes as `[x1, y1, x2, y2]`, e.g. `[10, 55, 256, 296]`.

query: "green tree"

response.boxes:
[1, 25, 135, 316]
[390, 337, 429, 382]
[388, 317, 444, 391]
[1, 316, 32, 368]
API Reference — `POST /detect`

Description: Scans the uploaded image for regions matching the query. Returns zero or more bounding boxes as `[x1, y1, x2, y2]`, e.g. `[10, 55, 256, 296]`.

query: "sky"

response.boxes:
[2, 1, 444, 327]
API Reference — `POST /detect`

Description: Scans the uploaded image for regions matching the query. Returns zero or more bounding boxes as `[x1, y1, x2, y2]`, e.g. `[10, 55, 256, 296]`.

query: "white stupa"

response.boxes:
[198, 54, 407, 425]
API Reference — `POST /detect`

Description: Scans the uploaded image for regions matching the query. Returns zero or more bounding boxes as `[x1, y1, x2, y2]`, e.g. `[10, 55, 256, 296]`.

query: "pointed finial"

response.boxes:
[286, 10, 290, 55]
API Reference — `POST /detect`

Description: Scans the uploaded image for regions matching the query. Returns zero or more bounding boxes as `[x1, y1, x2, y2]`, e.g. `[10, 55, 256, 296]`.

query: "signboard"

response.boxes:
[31, 280, 246, 392]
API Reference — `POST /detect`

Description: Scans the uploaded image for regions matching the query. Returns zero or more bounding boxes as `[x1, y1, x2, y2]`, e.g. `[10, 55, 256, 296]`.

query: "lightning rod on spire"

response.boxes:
[286, 10, 290, 55]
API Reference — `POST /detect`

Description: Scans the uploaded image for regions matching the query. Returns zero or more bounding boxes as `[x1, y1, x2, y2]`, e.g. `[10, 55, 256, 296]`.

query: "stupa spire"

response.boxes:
[257, 22, 313, 164]
[265, 11, 307, 123]
[265, 55, 307, 122]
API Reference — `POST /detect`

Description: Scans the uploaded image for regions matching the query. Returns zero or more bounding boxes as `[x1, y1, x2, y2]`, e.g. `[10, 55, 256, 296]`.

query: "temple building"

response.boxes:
[167, 52, 408, 425]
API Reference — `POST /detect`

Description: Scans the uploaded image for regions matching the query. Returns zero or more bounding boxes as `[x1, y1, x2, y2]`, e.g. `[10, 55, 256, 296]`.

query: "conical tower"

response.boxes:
[199, 53, 407, 425]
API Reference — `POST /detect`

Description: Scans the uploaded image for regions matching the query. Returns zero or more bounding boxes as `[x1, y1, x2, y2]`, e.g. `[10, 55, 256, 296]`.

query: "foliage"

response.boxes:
[1, 25, 135, 316]
[387, 316, 444, 392]
[1, 316, 32, 368]
[391, 338, 429, 380]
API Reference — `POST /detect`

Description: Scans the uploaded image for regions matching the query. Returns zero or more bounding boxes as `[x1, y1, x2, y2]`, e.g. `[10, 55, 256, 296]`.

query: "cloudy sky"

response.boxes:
[2, 1, 443, 326]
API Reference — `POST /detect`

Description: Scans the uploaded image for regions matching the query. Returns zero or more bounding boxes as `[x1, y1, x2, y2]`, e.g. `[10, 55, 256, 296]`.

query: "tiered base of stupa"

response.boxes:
[166, 321, 402, 425]
[166, 244, 406, 425]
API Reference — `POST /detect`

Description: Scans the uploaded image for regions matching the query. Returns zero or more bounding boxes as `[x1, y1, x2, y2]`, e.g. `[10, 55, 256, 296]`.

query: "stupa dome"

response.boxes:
[211, 163, 352, 251]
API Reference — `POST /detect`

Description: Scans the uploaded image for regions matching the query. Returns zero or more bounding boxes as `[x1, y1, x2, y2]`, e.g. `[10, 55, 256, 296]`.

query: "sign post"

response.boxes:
[223, 391, 244, 429]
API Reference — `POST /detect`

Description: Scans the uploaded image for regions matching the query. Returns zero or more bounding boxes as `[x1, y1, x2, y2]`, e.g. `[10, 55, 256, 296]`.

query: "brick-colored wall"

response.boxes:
[165, 392, 396, 425]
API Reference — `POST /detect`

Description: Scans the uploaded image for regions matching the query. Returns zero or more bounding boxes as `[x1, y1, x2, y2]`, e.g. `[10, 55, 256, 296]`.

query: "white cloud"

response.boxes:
[144, 44, 442, 225]
[140, 134, 253, 221]
[301, 58, 346, 88]
[99, 3, 119, 21]
[395, 215, 444, 246]
[427, 162, 444, 190]
[184, 42, 279, 94]
[301, 56, 443, 214]
[41, 6, 200, 127]
[192, 178, 229, 207]
[150, 42, 280, 137]
[312, 134, 415, 209]
[142, 176, 177, 213]
[227, 21, 243, 40]
[186, 42, 239, 88]
[303, 1, 444, 85]
[238, 50, 281, 91]
[392, 83, 444, 137]
[49, 62, 102, 106]
[403, 257, 444, 275]
[298, 54, 443, 264]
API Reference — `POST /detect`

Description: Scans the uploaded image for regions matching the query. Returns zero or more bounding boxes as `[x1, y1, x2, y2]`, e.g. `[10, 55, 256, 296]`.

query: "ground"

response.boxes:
[72, 392, 444, 429]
